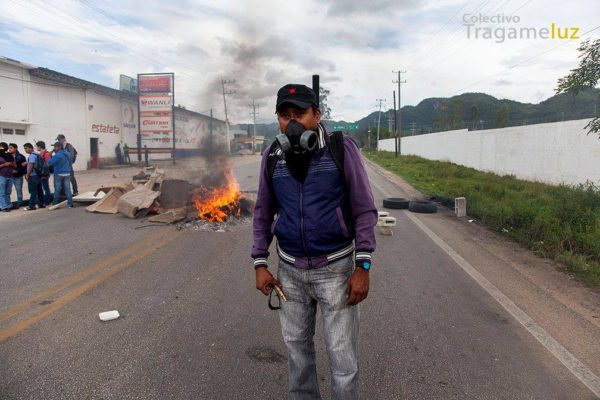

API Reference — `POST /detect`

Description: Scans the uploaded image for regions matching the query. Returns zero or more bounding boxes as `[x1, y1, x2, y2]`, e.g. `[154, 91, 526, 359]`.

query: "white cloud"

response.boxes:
[0, 0, 598, 123]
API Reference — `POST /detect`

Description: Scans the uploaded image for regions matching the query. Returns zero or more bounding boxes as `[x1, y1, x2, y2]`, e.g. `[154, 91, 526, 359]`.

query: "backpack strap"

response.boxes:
[266, 141, 283, 181]
[325, 130, 345, 179]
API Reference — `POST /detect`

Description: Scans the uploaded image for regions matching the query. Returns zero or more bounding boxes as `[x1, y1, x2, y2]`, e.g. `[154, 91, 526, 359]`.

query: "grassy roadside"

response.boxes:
[364, 151, 600, 288]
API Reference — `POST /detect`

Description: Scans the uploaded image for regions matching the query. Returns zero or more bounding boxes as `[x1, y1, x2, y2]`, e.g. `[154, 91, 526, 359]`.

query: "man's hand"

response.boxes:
[255, 267, 283, 296]
[24, 174, 29, 182]
[347, 267, 369, 305]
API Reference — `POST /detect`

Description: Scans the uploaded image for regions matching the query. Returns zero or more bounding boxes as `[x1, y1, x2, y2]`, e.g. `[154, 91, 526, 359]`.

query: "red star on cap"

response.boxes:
[289, 88, 296, 94]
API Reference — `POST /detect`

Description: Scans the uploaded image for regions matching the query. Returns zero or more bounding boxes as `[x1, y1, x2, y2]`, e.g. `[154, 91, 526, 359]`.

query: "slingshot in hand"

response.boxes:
[268, 285, 287, 310]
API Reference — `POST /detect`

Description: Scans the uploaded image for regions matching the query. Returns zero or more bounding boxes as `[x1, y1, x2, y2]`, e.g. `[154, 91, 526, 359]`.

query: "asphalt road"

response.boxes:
[0, 157, 597, 399]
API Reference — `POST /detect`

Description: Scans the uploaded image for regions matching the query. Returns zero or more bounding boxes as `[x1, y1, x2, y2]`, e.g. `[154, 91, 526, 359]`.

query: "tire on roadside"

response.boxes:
[382, 198, 410, 209]
[408, 200, 437, 214]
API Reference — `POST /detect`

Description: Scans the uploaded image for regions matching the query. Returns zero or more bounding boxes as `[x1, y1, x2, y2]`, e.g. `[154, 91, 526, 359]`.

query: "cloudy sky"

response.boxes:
[0, 0, 598, 123]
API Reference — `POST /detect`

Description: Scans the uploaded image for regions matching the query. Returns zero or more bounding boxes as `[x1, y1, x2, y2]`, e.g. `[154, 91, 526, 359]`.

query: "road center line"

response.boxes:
[369, 174, 600, 398]
[0, 229, 168, 325]
[0, 231, 183, 343]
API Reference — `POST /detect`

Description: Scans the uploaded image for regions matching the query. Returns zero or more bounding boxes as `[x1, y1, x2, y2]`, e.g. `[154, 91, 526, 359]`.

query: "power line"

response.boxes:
[77, 0, 217, 73]
[452, 24, 600, 95]
[9, 0, 210, 85]
[406, 0, 493, 72]
[409, 0, 538, 79]
[408, 0, 507, 75]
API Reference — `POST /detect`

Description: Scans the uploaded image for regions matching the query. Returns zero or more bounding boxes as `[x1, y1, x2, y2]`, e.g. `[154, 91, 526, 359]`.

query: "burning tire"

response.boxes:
[382, 198, 409, 209]
[408, 200, 437, 214]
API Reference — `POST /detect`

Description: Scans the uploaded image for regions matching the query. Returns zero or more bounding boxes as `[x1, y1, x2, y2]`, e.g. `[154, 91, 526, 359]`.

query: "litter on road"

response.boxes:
[98, 310, 120, 322]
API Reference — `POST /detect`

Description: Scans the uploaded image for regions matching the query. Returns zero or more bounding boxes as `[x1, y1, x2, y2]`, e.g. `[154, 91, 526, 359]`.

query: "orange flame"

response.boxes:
[193, 172, 241, 223]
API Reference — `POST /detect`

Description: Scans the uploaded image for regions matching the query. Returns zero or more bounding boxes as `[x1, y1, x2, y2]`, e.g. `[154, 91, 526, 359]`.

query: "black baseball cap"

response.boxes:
[276, 84, 318, 112]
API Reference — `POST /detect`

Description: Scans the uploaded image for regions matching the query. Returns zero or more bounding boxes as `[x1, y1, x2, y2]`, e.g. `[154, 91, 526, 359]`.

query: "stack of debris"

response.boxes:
[82, 166, 255, 227]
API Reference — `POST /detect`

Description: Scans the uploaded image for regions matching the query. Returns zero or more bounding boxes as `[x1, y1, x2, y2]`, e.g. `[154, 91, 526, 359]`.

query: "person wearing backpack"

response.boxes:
[252, 84, 377, 400]
[55, 134, 79, 196]
[48, 141, 74, 208]
[0, 142, 16, 212]
[36, 141, 52, 205]
[22, 143, 45, 211]
[8, 143, 27, 207]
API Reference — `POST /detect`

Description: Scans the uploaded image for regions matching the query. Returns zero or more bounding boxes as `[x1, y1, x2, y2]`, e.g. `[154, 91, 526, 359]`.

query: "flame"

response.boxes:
[193, 171, 241, 223]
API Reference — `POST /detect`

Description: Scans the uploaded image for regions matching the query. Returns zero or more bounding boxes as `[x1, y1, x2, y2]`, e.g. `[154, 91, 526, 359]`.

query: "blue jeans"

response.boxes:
[53, 175, 73, 207]
[0, 176, 13, 210]
[41, 177, 52, 205]
[277, 255, 359, 400]
[27, 175, 44, 208]
[13, 176, 23, 205]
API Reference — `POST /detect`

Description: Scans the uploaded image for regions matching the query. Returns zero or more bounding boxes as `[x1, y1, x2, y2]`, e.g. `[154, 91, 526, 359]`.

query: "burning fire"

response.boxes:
[193, 171, 242, 223]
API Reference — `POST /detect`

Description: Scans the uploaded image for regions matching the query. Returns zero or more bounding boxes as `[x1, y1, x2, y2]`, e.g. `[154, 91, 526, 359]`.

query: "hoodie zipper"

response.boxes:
[299, 183, 312, 268]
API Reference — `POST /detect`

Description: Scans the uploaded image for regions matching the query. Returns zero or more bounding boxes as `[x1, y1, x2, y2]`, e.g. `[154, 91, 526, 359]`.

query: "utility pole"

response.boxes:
[249, 99, 259, 138]
[375, 99, 385, 151]
[209, 108, 213, 157]
[393, 90, 398, 156]
[249, 99, 260, 153]
[221, 79, 235, 154]
[392, 70, 406, 156]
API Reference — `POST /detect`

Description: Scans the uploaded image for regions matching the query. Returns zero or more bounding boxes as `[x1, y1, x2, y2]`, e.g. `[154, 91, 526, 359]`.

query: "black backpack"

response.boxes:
[34, 153, 50, 177]
[266, 129, 345, 182]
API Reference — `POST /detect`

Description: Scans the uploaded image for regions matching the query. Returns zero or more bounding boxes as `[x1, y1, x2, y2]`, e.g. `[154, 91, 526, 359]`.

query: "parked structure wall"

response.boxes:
[0, 58, 225, 170]
[378, 118, 599, 186]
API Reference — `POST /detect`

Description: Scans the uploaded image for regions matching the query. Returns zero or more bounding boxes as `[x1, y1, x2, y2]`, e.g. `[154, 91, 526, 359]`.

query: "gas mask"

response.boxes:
[275, 120, 318, 182]
[275, 120, 318, 156]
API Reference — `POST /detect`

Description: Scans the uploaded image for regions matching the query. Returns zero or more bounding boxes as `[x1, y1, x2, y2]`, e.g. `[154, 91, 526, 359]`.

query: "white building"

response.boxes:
[0, 57, 225, 170]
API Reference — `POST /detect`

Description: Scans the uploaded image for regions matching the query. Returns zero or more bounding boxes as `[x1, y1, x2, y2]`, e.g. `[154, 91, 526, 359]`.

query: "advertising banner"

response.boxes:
[138, 74, 173, 93]
[137, 73, 175, 160]
[139, 95, 173, 113]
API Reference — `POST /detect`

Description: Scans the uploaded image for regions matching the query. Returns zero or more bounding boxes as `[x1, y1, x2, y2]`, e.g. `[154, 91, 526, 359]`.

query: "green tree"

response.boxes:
[496, 104, 510, 128]
[556, 39, 600, 136]
[469, 104, 480, 129]
[319, 87, 332, 120]
[448, 99, 464, 129]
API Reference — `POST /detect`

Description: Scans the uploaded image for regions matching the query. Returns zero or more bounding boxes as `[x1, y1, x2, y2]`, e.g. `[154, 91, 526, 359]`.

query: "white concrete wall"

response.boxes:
[1, 61, 226, 169]
[378, 119, 600, 186]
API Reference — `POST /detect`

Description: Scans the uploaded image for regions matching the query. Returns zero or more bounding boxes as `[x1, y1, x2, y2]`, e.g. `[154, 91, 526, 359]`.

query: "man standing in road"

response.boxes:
[252, 84, 377, 399]
[22, 143, 45, 211]
[0, 142, 16, 212]
[55, 134, 78, 195]
[49, 142, 74, 208]
[8, 143, 26, 207]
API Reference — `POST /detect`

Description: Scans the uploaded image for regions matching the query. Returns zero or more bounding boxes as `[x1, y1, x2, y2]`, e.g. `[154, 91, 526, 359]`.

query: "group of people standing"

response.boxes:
[115, 143, 131, 165]
[0, 134, 79, 212]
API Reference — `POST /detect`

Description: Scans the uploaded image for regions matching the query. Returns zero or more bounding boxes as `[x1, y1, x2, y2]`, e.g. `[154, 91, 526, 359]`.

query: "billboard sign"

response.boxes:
[141, 115, 173, 133]
[139, 95, 173, 113]
[138, 74, 173, 93]
[119, 74, 138, 93]
[137, 73, 175, 159]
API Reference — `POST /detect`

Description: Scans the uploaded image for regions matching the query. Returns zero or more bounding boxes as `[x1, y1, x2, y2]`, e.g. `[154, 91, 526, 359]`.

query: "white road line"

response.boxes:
[370, 177, 600, 398]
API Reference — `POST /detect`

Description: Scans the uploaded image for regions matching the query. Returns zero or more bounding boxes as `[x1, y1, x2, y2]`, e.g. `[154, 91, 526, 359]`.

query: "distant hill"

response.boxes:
[233, 89, 599, 145]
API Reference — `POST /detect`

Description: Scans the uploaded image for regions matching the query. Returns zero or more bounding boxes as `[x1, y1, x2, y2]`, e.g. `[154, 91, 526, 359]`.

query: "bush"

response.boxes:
[365, 151, 600, 287]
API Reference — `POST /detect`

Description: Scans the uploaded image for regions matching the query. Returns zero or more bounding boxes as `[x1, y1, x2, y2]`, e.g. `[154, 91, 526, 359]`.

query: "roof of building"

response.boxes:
[1, 56, 224, 123]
